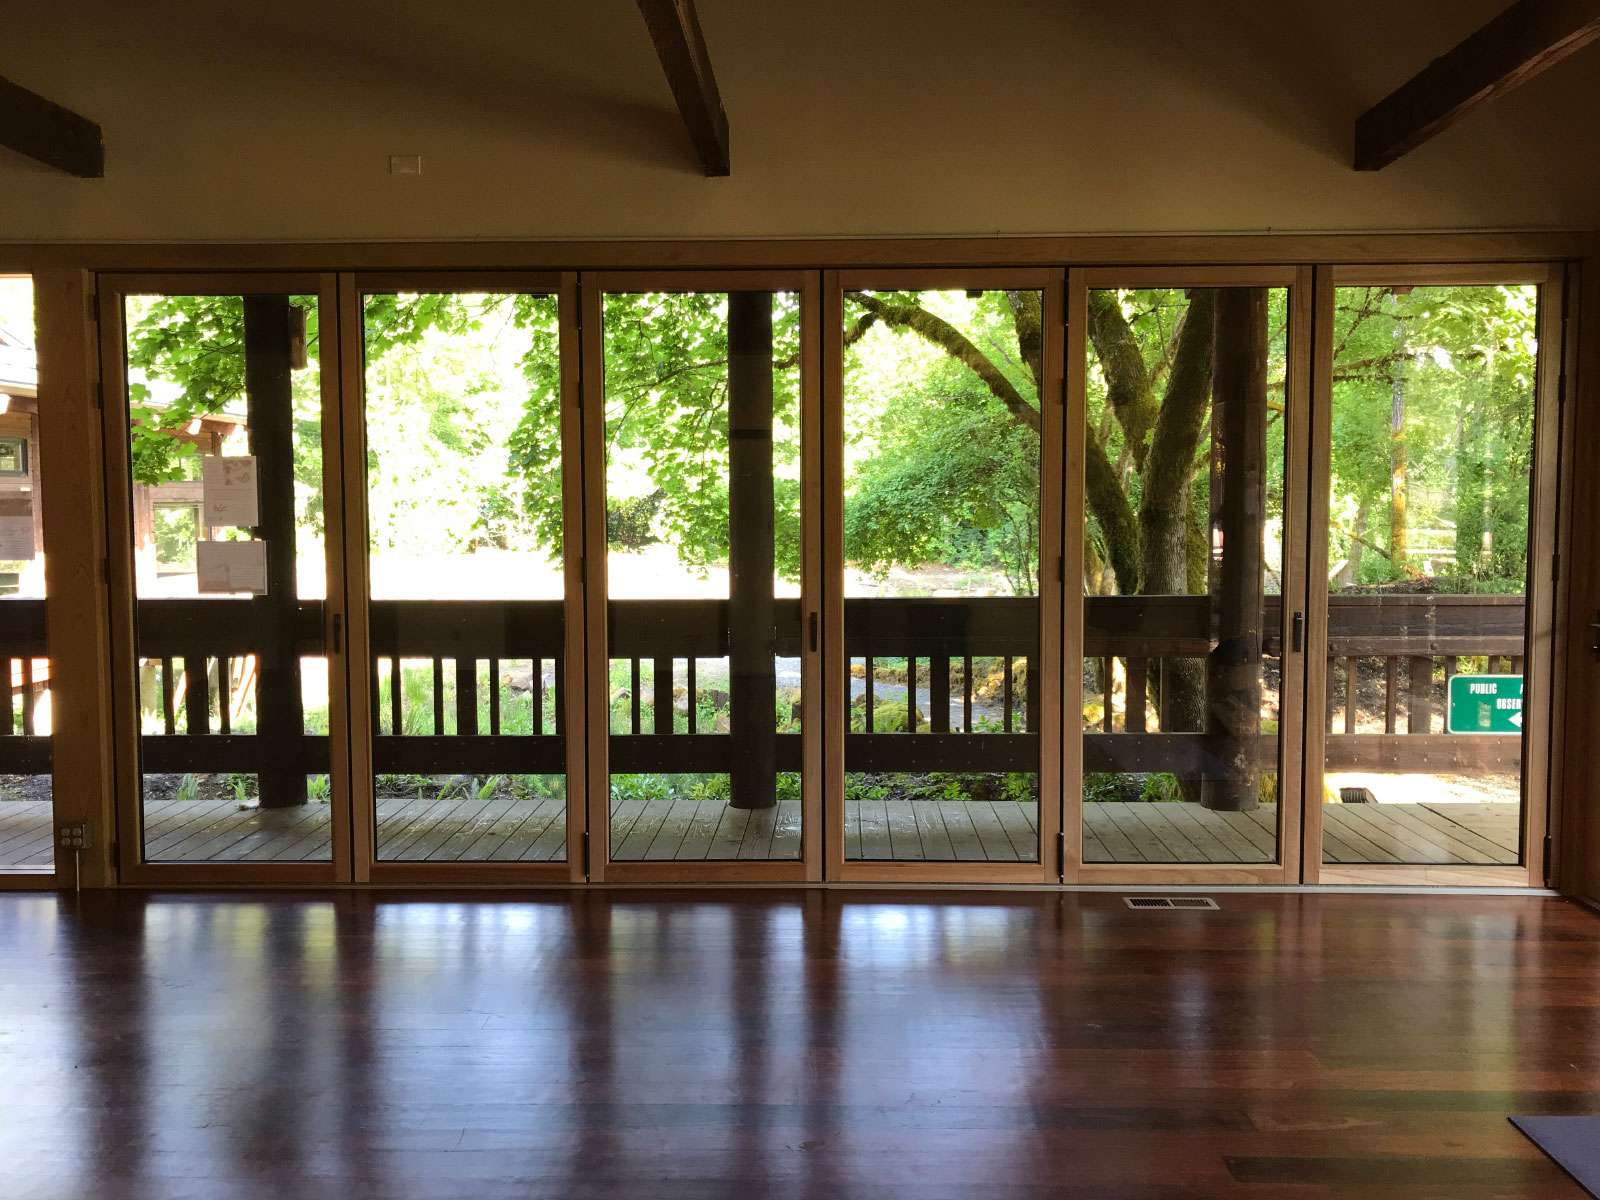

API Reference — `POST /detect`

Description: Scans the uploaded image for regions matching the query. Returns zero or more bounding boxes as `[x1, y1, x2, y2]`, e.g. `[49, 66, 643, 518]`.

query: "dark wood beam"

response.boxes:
[635, 0, 730, 176]
[0, 75, 103, 178]
[1355, 0, 1600, 170]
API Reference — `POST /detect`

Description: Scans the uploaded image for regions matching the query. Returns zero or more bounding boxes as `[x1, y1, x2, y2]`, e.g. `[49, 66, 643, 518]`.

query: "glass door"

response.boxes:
[1070, 269, 1308, 884]
[1306, 267, 1560, 886]
[825, 271, 1063, 882]
[102, 275, 350, 881]
[583, 273, 821, 882]
[345, 274, 584, 882]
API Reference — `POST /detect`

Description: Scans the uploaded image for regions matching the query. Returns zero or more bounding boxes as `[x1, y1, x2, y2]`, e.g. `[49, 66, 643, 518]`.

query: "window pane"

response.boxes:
[0, 274, 51, 871]
[124, 294, 332, 862]
[1321, 285, 1536, 866]
[842, 289, 1042, 863]
[362, 292, 568, 863]
[604, 291, 803, 861]
[1081, 287, 1287, 865]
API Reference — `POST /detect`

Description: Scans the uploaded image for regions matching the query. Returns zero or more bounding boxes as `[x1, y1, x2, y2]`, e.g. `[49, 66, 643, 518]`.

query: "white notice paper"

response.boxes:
[197, 540, 268, 595]
[202, 456, 260, 528]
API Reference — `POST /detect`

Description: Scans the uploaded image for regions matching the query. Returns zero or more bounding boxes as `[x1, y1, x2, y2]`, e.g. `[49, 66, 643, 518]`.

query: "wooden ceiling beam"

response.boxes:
[1355, 0, 1600, 170]
[635, 0, 730, 177]
[0, 74, 103, 178]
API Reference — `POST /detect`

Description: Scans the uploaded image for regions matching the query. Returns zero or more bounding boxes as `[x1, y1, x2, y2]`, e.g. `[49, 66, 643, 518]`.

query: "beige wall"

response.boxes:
[2, 0, 1597, 243]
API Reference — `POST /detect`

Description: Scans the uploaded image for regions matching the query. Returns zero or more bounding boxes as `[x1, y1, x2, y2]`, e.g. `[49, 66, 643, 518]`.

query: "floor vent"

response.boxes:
[1124, 896, 1219, 910]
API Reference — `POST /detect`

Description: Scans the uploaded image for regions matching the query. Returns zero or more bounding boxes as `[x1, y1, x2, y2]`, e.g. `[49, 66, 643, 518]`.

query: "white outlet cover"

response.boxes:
[388, 154, 423, 176]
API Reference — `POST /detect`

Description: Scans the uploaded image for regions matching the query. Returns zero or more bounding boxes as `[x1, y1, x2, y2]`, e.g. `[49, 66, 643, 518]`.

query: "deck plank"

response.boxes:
[992, 803, 1039, 862]
[737, 804, 779, 859]
[964, 802, 1020, 862]
[1083, 804, 1142, 862]
[883, 800, 924, 861]
[911, 800, 958, 861]
[855, 798, 891, 860]
[706, 805, 751, 860]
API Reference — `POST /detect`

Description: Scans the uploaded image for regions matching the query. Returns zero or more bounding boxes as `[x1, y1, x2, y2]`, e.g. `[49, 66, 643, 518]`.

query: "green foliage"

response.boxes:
[843, 290, 1041, 593]
[1327, 285, 1537, 591]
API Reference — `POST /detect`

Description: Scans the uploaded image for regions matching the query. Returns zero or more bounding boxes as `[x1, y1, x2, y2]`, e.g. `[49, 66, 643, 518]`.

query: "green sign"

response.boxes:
[1447, 674, 1523, 735]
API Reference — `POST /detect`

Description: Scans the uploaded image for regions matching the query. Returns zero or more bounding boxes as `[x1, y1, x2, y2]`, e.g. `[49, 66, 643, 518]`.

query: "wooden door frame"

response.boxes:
[98, 271, 350, 884]
[1304, 262, 1562, 887]
[822, 268, 1064, 884]
[338, 270, 584, 884]
[1069, 266, 1308, 887]
[581, 269, 822, 882]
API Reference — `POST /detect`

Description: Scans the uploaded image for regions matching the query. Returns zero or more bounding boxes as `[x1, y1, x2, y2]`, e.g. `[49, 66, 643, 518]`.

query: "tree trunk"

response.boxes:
[1201, 289, 1267, 812]
[1389, 315, 1408, 567]
[727, 292, 777, 810]
[244, 295, 307, 809]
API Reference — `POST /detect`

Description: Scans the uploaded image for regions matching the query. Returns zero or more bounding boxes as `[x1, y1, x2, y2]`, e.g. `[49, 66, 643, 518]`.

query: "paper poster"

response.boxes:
[0, 499, 34, 561]
[197, 539, 268, 595]
[202, 456, 260, 528]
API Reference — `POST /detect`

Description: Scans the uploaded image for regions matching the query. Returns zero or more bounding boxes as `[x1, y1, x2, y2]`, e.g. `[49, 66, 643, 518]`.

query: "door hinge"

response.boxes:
[582, 830, 591, 878]
[94, 378, 104, 411]
[1543, 835, 1553, 883]
[330, 612, 343, 655]
[809, 611, 819, 653]
[99, 556, 109, 585]
[1552, 552, 1561, 583]
[1057, 830, 1066, 879]
[1292, 611, 1305, 653]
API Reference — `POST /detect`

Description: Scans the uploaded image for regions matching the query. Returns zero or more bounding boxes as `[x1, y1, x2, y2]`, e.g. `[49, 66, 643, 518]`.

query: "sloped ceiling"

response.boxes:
[1, 0, 1596, 241]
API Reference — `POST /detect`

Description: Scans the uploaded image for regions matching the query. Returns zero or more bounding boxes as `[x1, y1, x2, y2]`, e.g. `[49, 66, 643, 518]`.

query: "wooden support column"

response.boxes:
[244, 296, 306, 809]
[35, 269, 117, 884]
[727, 291, 776, 810]
[1203, 287, 1267, 812]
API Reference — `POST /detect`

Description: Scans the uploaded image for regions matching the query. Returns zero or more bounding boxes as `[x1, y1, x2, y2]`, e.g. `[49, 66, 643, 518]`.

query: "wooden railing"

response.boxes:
[1085, 593, 1525, 775]
[1, 592, 1526, 787]
[0, 599, 49, 773]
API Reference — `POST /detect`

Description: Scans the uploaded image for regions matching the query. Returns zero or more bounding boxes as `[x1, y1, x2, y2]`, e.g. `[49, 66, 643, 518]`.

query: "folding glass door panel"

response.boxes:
[0, 273, 52, 874]
[103, 276, 348, 879]
[1308, 269, 1559, 886]
[1073, 271, 1306, 883]
[584, 274, 820, 881]
[349, 275, 583, 880]
[826, 272, 1061, 882]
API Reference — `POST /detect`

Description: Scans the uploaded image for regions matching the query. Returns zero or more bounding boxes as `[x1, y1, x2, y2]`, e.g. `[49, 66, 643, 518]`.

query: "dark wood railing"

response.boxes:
[0, 599, 50, 773]
[0, 592, 1528, 786]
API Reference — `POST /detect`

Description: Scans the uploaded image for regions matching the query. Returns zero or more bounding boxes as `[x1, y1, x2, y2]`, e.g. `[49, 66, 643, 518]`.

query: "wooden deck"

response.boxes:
[0, 797, 1522, 868]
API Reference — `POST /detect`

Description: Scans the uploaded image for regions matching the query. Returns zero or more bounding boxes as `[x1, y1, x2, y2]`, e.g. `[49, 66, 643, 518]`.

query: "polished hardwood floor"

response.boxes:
[0, 890, 1596, 1198]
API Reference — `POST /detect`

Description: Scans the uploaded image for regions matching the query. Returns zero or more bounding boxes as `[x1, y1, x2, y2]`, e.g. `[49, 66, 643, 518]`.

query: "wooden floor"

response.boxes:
[0, 797, 1523, 866]
[0, 890, 1595, 1199]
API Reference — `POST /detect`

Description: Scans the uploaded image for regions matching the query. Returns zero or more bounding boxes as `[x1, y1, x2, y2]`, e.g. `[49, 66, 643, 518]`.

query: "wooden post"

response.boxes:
[244, 295, 307, 809]
[727, 291, 776, 810]
[1203, 288, 1267, 812]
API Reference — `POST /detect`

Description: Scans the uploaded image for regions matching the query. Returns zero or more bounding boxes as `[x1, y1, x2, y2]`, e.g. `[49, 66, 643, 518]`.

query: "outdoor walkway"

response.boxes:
[1, 796, 1523, 868]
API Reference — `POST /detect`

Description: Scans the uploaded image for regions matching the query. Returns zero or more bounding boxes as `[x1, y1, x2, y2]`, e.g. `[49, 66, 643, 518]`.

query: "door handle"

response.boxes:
[1292, 611, 1304, 654]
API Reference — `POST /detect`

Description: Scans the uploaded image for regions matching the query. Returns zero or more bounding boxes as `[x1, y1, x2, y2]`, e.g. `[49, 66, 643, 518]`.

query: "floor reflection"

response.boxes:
[0, 890, 1592, 1199]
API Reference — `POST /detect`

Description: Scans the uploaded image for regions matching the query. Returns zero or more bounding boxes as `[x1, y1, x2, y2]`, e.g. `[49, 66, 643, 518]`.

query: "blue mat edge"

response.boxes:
[1510, 1116, 1600, 1199]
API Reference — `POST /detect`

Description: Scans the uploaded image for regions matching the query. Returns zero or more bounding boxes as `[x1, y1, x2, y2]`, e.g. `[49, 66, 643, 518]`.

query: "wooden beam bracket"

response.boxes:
[1355, 0, 1600, 170]
[0, 74, 104, 178]
[635, 0, 730, 176]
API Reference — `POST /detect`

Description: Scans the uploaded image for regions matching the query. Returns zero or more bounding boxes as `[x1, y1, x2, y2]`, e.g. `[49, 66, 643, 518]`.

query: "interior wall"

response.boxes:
[2, 0, 1598, 244]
